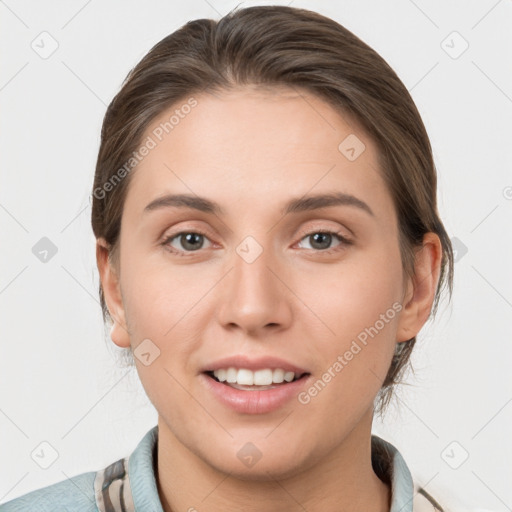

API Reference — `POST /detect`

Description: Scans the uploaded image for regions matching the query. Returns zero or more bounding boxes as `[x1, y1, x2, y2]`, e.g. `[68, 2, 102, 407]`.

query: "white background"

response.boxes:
[1, 1, 511, 510]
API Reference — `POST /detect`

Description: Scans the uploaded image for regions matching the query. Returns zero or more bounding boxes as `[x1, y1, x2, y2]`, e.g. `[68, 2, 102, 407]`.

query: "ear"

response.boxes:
[396, 232, 443, 343]
[96, 238, 131, 348]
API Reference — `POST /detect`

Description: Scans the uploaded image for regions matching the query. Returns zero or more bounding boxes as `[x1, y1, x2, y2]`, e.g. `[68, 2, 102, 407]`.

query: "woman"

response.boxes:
[0, 5, 453, 511]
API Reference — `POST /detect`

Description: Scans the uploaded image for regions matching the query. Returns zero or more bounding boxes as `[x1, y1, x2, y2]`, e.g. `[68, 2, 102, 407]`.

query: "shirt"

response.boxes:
[0, 426, 444, 511]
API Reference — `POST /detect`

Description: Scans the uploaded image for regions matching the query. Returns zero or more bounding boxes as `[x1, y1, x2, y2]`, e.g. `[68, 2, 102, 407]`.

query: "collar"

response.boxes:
[96, 426, 416, 511]
[371, 433, 415, 511]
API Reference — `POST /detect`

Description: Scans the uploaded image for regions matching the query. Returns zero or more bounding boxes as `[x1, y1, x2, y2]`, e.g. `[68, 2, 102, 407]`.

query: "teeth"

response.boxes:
[237, 369, 254, 385]
[215, 368, 227, 382]
[226, 368, 237, 383]
[272, 368, 284, 383]
[284, 371, 295, 382]
[212, 367, 299, 385]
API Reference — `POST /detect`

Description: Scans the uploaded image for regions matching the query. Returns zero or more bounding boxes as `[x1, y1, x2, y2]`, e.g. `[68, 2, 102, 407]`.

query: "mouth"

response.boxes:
[200, 368, 311, 414]
[199, 356, 312, 413]
[203, 368, 310, 391]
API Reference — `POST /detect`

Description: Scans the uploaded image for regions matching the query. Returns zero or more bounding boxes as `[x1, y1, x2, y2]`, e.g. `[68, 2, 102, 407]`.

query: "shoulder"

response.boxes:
[0, 470, 97, 512]
[0, 426, 159, 512]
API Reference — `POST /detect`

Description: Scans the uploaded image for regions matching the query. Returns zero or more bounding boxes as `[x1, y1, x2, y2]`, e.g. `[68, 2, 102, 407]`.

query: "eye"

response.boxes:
[162, 230, 213, 255]
[297, 230, 352, 253]
[161, 228, 352, 256]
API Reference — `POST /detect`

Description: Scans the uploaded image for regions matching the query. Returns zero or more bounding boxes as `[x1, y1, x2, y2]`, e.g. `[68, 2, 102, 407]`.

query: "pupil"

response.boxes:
[182, 233, 203, 251]
[311, 232, 331, 250]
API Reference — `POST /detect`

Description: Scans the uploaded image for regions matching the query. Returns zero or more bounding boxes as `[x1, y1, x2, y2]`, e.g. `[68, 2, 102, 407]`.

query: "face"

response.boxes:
[101, 86, 417, 479]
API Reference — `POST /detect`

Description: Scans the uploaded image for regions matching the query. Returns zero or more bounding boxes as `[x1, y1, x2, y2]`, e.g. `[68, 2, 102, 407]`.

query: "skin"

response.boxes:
[97, 85, 442, 512]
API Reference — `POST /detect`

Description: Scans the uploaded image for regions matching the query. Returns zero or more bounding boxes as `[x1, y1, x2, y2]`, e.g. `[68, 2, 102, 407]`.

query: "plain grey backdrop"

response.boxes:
[1, 1, 511, 510]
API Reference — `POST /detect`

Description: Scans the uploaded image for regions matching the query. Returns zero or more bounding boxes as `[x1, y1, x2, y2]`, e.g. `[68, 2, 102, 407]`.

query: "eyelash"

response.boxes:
[161, 228, 353, 257]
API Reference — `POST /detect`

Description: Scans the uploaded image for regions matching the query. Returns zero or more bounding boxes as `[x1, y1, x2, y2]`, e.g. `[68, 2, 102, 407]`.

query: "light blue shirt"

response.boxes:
[0, 426, 442, 511]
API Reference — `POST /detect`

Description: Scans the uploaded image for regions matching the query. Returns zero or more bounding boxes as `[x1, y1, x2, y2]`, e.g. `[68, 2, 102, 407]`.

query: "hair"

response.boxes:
[91, 5, 454, 416]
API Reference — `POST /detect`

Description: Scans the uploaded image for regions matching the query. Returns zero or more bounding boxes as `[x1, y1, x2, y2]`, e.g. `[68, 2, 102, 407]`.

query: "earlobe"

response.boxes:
[96, 238, 131, 349]
[109, 319, 130, 348]
[395, 233, 442, 343]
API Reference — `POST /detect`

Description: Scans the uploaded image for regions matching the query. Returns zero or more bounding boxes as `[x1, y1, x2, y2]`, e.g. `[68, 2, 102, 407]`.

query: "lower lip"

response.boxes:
[200, 373, 310, 414]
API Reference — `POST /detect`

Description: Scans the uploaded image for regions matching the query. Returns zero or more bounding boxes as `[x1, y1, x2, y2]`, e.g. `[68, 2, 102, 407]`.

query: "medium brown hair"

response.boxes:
[91, 5, 454, 416]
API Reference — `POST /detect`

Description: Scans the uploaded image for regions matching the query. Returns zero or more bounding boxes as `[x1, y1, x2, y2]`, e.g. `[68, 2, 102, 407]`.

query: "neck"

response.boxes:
[156, 410, 391, 512]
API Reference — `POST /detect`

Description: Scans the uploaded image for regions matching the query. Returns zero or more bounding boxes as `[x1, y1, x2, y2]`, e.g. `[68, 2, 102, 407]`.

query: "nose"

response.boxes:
[215, 240, 293, 336]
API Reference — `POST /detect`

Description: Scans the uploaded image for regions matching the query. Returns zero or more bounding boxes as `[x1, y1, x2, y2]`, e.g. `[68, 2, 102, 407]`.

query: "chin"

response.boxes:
[201, 442, 315, 482]
[218, 458, 309, 482]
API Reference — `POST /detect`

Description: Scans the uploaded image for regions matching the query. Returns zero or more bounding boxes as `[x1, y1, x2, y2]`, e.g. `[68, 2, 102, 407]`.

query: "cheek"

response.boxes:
[293, 245, 402, 404]
[326, 274, 402, 349]
[121, 244, 210, 331]
[118, 253, 213, 398]
[296, 284, 399, 432]
[119, 256, 207, 409]
[299, 242, 403, 343]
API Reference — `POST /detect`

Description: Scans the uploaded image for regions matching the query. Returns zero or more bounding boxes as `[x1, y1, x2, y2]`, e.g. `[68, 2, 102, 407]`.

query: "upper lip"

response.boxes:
[201, 355, 309, 375]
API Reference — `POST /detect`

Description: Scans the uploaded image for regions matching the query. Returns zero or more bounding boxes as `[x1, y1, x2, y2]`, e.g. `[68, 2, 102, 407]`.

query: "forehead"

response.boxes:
[122, 86, 393, 223]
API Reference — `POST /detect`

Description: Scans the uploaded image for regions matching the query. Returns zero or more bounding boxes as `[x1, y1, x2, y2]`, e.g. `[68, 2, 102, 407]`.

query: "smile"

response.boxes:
[209, 367, 304, 388]
[201, 368, 311, 414]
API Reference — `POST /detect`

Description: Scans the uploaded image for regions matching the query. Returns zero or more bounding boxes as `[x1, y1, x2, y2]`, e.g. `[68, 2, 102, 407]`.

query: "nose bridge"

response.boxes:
[216, 233, 292, 333]
[234, 235, 275, 295]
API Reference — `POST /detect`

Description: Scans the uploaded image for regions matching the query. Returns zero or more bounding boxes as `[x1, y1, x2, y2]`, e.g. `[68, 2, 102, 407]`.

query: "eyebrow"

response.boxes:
[143, 192, 374, 217]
